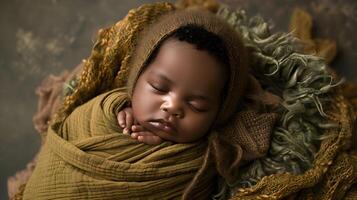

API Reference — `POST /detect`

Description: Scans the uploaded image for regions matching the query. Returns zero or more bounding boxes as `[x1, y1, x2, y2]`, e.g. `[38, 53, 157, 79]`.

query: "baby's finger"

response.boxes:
[130, 132, 139, 139]
[131, 125, 146, 132]
[138, 134, 163, 145]
[117, 111, 126, 128]
[130, 131, 152, 139]
[131, 131, 163, 145]
[125, 110, 134, 129]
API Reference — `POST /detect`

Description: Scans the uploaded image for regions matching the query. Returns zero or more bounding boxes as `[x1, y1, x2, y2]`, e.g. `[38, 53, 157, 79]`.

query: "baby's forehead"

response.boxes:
[140, 41, 227, 99]
[156, 37, 229, 84]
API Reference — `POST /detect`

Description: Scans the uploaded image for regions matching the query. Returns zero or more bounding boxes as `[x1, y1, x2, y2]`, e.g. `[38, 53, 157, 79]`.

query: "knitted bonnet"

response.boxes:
[126, 9, 249, 126]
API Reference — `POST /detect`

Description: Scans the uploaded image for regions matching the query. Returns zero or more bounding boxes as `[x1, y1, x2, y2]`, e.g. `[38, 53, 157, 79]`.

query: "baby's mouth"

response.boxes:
[148, 120, 176, 134]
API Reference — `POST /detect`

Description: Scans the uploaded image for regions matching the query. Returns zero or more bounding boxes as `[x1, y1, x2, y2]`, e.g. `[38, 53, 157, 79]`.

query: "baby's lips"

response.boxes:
[149, 121, 175, 133]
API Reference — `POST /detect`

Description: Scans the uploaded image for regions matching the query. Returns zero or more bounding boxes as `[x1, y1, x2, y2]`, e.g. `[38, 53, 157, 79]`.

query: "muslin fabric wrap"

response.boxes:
[23, 88, 214, 199]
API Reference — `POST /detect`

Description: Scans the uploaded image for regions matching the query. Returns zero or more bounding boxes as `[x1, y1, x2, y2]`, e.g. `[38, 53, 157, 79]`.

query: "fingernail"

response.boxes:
[123, 128, 128, 134]
[138, 136, 143, 141]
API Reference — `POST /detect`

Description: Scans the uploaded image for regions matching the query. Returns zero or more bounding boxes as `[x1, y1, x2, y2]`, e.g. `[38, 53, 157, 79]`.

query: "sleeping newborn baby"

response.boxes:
[117, 25, 228, 145]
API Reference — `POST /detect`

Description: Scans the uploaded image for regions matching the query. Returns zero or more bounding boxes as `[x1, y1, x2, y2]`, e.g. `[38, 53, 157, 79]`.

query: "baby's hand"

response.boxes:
[117, 107, 164, 145]
[130, 125, 164, 145]
[117, 107, 135, 134]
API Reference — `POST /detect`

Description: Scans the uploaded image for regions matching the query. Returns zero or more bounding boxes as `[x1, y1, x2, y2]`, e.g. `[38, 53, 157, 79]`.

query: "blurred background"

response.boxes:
[1, 0, 356, 198]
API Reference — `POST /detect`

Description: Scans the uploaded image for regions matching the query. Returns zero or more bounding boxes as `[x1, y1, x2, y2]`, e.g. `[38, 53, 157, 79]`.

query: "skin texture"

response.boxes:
[118, 38, 226, 144]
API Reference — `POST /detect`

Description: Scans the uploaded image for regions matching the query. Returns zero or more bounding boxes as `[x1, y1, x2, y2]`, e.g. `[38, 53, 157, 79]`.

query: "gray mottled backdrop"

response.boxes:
[1, 0, 356, 199]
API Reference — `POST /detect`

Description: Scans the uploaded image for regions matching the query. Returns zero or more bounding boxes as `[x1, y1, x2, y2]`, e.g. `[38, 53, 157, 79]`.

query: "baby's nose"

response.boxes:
[161, 96, 184, 118]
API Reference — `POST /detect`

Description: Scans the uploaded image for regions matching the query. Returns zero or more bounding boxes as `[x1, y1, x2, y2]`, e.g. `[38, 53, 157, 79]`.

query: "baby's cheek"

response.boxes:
[131, 105, 142, 123]
[183, 117, 211, 139]
[132, 101, 154, 126]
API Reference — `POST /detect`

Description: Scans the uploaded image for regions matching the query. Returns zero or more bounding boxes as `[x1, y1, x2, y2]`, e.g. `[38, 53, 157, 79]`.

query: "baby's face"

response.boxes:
[131, 39, 226, 143]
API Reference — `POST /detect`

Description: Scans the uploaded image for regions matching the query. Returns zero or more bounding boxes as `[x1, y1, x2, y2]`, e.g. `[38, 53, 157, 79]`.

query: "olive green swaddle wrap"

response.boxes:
[23, 88, 213, 199]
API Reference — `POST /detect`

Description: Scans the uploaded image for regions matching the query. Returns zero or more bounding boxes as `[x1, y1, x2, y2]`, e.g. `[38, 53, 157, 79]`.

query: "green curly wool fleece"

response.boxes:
[215, 7, 342, 199]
